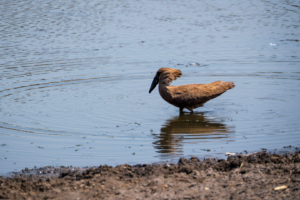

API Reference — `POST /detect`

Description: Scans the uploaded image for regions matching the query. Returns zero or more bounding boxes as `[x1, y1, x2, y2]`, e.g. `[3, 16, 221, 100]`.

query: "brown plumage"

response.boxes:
[149, 68, 235, 112]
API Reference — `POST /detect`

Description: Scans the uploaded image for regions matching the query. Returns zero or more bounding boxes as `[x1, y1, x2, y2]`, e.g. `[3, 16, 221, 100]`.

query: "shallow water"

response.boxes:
[1, 0, 300, 174]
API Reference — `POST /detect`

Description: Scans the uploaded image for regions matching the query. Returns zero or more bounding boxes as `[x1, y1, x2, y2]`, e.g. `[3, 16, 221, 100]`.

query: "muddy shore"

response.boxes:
[1, 149, 300, 200]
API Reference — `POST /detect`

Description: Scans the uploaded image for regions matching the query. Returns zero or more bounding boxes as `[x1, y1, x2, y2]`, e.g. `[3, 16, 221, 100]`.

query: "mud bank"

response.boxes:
[1, 150, 300, 200]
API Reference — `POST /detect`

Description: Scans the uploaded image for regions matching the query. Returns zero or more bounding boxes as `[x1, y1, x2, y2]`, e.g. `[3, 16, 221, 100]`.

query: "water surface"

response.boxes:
[1, 0, 300, 174]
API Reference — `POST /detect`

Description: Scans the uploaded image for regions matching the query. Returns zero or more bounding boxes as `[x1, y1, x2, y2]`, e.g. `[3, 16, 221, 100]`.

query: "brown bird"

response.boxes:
[149, 68, 235, 113]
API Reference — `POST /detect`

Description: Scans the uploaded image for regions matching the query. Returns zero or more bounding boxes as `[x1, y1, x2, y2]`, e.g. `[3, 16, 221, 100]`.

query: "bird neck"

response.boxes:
[159, 83, 173, 103]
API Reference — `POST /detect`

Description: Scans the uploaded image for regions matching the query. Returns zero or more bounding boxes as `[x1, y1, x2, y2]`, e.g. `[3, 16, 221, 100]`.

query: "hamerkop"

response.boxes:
[149, 68, 235, 112]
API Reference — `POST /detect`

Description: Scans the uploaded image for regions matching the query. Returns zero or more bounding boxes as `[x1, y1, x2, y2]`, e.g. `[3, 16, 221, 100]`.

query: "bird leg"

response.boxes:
[179, 107, 184, 113]
[187, 108, 194, 113]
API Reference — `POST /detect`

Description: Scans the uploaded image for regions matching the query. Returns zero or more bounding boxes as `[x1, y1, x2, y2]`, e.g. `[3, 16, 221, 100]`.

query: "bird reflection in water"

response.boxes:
[153, 112, 235, 156]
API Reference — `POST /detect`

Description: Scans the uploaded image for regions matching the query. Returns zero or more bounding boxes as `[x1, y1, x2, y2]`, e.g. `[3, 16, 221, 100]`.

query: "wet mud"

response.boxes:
[1, 149, 300, 200]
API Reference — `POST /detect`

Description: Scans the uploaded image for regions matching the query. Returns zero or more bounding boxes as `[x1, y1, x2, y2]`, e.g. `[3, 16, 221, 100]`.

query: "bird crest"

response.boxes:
[157, 68, 182, 85]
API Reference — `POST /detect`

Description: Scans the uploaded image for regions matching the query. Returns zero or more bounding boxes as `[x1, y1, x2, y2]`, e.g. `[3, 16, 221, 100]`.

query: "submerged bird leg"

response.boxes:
[187, 108, 194, 113]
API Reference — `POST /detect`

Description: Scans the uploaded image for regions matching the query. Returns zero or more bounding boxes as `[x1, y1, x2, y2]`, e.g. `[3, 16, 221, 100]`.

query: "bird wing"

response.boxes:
[169, 81, 234, 107]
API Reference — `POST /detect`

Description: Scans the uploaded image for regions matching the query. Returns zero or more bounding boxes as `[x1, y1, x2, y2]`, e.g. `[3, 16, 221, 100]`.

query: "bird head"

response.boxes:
[149, 68, 182, 93]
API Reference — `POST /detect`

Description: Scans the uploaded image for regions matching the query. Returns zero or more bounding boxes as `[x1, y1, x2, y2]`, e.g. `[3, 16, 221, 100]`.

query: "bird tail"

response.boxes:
[225, 81, 235, 89]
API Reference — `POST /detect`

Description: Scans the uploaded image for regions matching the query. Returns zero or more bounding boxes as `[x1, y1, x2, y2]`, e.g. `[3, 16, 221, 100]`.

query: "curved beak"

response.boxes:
[149, 76, 159, 93]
